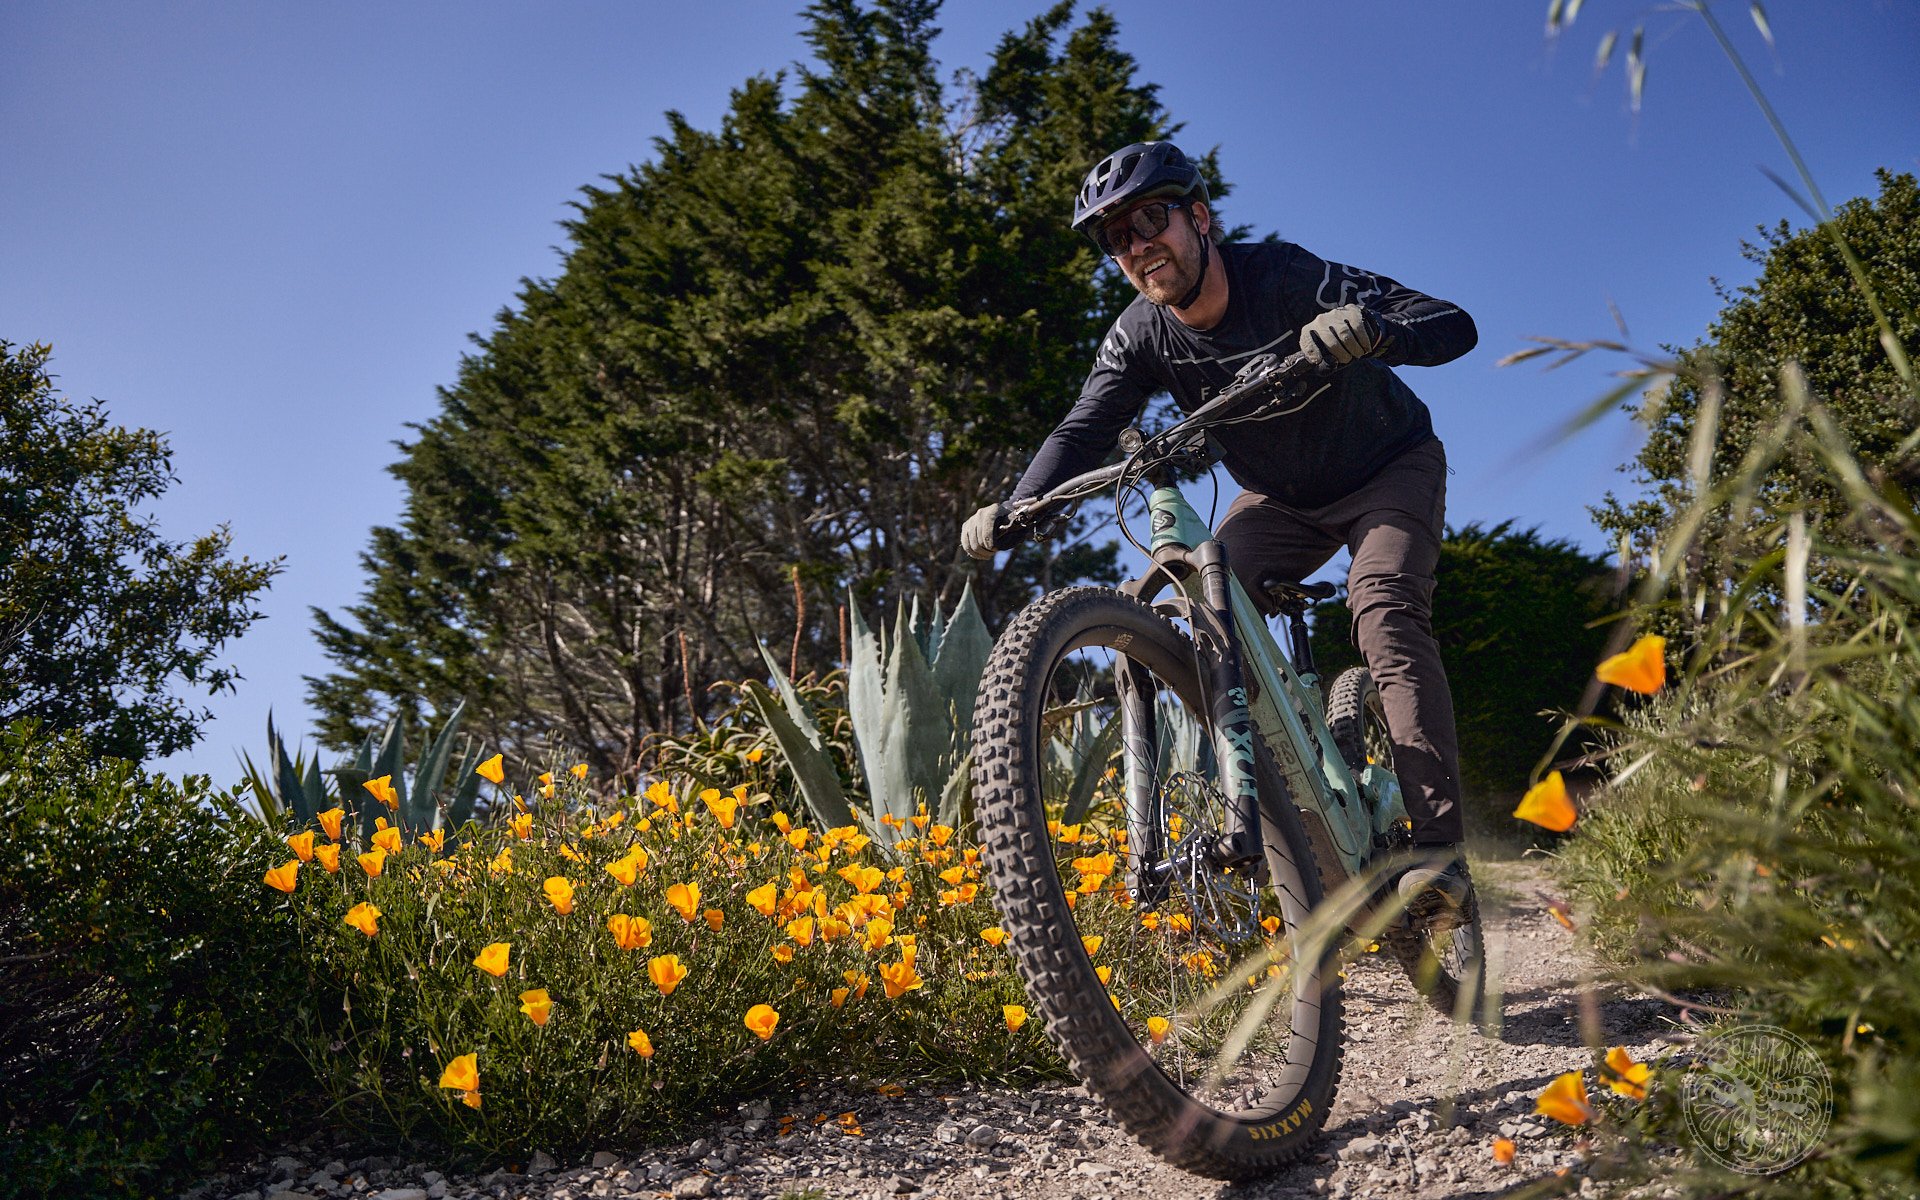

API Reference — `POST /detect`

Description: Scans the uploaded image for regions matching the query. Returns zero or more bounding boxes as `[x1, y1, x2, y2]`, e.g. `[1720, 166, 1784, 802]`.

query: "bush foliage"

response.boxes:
[0, 341, 281, 760]
[0, 723, 309, 1199]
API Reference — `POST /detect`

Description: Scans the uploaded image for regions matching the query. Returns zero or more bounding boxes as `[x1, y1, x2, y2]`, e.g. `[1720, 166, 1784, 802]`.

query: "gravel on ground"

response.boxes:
[183, 859, 1696, 1200]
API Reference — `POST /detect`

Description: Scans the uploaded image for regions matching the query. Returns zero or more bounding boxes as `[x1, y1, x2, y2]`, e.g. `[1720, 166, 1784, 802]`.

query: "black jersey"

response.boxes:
[1010, 241, 1477, 509]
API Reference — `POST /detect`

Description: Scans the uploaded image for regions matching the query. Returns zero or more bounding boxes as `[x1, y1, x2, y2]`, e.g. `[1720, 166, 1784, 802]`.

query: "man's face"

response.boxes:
[1101, 199, 1207, 305]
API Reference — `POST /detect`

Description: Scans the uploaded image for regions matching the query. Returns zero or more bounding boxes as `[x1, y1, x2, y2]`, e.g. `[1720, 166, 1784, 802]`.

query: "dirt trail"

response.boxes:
[191, 858, 1683, 1200]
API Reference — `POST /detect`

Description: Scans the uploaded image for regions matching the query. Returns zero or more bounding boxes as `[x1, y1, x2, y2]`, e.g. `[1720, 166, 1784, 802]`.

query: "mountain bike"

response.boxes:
[970, 350, 1488, 1179]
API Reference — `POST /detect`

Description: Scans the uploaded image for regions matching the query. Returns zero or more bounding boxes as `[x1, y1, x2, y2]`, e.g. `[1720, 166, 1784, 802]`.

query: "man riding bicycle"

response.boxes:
[962, 140, 1478, 924]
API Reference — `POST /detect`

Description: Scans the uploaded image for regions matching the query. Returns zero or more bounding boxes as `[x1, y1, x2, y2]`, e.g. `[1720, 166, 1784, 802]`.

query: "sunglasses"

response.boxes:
[1093, 201, 1187, 258]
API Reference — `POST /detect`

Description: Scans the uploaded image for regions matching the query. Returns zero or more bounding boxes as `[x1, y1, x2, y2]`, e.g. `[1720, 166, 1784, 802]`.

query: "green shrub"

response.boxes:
[0, 721, 313, 1199]
[1552, 411, 1920, 1192]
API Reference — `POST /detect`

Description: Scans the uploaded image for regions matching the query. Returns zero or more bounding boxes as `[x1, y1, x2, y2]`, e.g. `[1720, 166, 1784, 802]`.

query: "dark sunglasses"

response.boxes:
[1093, 201, 1186, 258]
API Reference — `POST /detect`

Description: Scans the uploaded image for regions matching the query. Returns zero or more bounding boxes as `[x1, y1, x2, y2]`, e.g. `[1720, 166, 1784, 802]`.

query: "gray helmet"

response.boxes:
[1071, 141, 1209, 236]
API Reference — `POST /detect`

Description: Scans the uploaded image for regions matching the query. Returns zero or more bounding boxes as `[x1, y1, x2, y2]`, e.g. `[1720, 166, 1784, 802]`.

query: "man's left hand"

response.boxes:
[1299, 304, 1385, 367]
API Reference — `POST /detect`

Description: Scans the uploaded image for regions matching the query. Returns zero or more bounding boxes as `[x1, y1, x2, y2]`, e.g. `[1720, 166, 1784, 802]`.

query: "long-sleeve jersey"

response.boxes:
[1010, 241, 1477, 509]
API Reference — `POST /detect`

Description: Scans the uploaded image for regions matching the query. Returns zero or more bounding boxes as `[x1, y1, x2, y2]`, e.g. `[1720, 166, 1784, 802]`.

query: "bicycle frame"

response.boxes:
[1118, 478, 1410, 893]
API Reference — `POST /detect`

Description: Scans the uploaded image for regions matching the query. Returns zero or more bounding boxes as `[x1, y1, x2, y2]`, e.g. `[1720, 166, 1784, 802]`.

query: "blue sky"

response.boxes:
[3, 2, 1916, 783]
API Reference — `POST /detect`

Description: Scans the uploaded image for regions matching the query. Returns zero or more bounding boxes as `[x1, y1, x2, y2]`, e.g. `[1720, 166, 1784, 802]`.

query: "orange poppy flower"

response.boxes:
[744, 1003, 780, 1040]
[607, 913, 652, 951]
[843, 969, 870, 1000]
[317, 807, 345, 842]
[343, 902, 381, 937]
[1003, 1005, 1028, 1032]
[510, 812, 532, 840]
[372, 826, 403, 854]
[438, 1053, 478, 1092]
[879, 959, 923, 999]
[542, 876, 576, 915]
[1514, 771, 1578, 832]
[313, 843, 341, 873]
[747, 881, 778, 916]
[665, 881, 701, 921]
[648, 953, 690, 996]
[264, 860, 300, 893]
[627, 1028, 654, 1058]
[518, 988, 552, 1026]
[786, 916, 816, 947]
[979, 926, 1009, 947]
[1597, 634, 1666, 694]
[704, 907, 725, 931]
[475, 754, 505, 784]
[1146, 1015, 1171, 1044]
[830, 986, 851, 1008]
[472, 941, 512, 977]
[570, 763, 588, 779]
[285, 830, 316, 862]
[420, 828, 446, 854]
[701, 788, 740, 829]
[1535, 1071, 1594, 1125]
[1604, 1046, 1651, 1100]
[363, 775, 399, 809]
[770, 944, 795, 964]
[356, 847, 386, 878]
[1492, 1136, 1516, 1164]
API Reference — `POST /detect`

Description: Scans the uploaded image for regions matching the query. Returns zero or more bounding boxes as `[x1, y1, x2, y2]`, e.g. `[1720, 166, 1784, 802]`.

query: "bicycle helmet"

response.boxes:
[1071, 141, 1213, 310]
[1071, 141, 1209, 234]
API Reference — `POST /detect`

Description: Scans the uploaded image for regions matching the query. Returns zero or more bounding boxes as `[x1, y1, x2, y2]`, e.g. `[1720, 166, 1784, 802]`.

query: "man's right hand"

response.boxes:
[962, 501, 1015, 560]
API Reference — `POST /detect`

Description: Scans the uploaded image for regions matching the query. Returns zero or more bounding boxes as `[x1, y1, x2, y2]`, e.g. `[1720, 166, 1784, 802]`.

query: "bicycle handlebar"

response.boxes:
[1001, 350, 1324, 536]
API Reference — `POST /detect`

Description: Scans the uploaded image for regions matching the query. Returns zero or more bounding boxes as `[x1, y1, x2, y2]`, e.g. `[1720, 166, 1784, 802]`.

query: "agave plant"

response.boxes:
[242, 702, 486, 845]
[747, 584, 992, 832]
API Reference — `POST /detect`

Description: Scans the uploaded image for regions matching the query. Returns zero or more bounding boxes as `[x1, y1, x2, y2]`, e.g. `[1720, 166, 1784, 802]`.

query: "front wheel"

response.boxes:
[971, 587, 1343, 1179]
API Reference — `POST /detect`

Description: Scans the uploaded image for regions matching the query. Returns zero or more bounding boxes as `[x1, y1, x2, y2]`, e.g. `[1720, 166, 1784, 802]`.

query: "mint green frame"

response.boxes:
[1139, 483, 1409, 880]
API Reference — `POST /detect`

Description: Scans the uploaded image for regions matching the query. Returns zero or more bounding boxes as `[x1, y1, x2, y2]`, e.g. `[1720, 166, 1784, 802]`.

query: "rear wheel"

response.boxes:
[971, 587, 1343, 1179]
[1325, 667, 1487, 1020]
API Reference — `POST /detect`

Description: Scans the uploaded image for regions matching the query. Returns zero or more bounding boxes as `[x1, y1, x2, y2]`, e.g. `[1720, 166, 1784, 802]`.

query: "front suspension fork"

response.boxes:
[1123, 539, 1264, 905]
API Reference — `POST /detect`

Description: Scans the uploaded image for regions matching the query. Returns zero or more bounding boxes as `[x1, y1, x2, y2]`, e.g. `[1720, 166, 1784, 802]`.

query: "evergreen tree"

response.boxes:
[310, 1, 1218, 767]
[1594, 171, 1920, 581]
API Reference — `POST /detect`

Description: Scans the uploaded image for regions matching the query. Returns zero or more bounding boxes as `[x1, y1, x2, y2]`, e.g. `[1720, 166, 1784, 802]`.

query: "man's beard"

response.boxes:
[1131, 246, 1198, 306]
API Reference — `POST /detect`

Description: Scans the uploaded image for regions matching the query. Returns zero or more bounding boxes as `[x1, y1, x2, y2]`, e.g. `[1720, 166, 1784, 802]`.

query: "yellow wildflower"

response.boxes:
[744, 1003, 780, 1040]
[879, 959, 923, 999]
[263, 860, 301, 893]
[1003, 1005, 1028, 1032]
[1596, 634, 1666, 694]
[607, 913, 652, 951]
[472, 942, 511, 977]
[1604, 1047, 1651, 1100]
[475, 754, 504, 784]
[542, 876, 576, 915]
[314, 843, 341, 873]
[317, 807, 345, 841]
[343, 902, 381, 937]
[364, 775, 399, 809]
[1535, 1071, 1594, 1125]
[627, 1028, 654, 1058]
[357, 848, 386, 878]
[438, 1053, 478, 1092]
[373, 826, 403, 854]
[979, 926, 1009, 947]
[665, 881, 701, 921]
[519, 988, 552, 1026]
[647, 953, 690, 996]
[1514, 771, 1577, 832]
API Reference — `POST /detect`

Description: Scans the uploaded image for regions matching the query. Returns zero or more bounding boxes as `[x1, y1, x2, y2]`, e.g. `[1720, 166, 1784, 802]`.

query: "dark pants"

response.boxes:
[1216, 437, 1464, 845]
